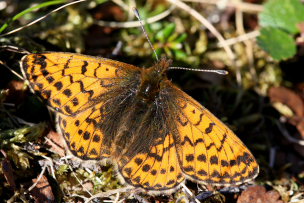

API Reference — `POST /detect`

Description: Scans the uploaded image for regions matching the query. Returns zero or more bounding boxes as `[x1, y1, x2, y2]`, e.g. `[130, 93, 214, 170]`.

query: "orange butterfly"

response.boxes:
[21, 52, 258, 194]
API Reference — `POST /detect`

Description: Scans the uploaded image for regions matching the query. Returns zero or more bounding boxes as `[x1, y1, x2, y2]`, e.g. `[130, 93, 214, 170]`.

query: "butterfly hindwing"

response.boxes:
[57, 102, 110, 159]
[117, 133, 185, 191]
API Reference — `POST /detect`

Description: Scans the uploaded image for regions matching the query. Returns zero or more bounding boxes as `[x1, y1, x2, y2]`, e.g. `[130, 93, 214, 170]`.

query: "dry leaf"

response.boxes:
[45, 130, 67, 157]
[30, 175, 55, 203]
[269, 86, 304, 117]
[1, 157, 16, 190]
[237, 186, 283, 203]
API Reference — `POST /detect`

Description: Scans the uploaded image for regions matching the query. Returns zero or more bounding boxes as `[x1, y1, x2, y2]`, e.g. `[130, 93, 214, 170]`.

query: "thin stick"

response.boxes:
[217, 30, 260, 47]
[41, 155, 56, 180]
[27, 164, 47, 192]
[182, 0, 263, 13]
[0, 45, 30, 54]
[276, 120, 304, 146]
[181, 183, 200, 203]
[68, 165, 92, 196]
[112, 41, 123, 56]
[169, 66, 228, 75]
[235, 8, 257, 83]
[95, 5, 175, 28]
[84, 186, 133, 203]
[0, 0, 87, 37]
[0, 60, 24, 80]
[133, 7, 159, 61]
[113, 192, 120, 203]
[112, 0, 130, 11]
[167, 0, 236, 61]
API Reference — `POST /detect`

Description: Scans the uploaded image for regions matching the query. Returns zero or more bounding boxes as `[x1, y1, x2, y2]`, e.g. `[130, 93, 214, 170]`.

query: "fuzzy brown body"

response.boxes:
[102, 59, 173, 159]
[21, 52, 259, 193]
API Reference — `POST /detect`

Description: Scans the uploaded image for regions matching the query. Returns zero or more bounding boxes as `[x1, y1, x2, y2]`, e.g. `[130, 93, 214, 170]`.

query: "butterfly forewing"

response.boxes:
[167, 84, 259, 185]
[21, 52, 141, 159]
[21, 53, 140, 115]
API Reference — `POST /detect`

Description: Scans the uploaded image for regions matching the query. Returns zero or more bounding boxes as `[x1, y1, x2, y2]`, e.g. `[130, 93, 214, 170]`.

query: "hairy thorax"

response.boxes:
[101, 59, 171, 159]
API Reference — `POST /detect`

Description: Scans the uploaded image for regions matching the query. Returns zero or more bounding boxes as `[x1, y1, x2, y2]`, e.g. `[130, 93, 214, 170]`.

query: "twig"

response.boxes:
[68, 165, 93, 196]
[112, 0, 130, 12]
[27, 164, 47, 192]
[84, 186, 133, 203]
[167, 0, 236, 61]
[241, 34, 257, 83]
[134, 194, 150, 203]
[182, 0, 263, 13]
[276, 119, 304, 146]
[71, 194, 88, 201]
[94, 5, 175, 28]
[112, 41, 123, 56]
[41, 155, 56, 180]
[217, 30, 260, 47]
[117, 198, 126, 203]
[0, 60, 24, 80]
[0, 0, 87, 37]
[181, 183, 200, 203]
[235, 8, 256, 85]
[113, 192, 120, 203]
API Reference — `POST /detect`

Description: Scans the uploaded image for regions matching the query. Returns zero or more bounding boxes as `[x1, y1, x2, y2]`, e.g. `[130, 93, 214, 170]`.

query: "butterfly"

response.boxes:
[21, 52, 259, 194]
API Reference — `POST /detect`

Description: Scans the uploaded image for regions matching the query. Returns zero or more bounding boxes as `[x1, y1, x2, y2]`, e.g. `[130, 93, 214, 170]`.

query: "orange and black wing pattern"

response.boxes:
[117, 133, 185, 193]
[168, 84, 259, 185]
[21, 53, 258, 193]
[21, 52, 140, 159]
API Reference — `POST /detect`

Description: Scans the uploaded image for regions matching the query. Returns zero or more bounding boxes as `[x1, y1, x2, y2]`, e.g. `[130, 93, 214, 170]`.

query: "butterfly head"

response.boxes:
[137, 58, 172, 103]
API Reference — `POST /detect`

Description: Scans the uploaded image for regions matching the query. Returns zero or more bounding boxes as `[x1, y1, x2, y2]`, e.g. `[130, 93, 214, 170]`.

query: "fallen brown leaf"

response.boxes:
[5, 80, 26, 105]
[1, 157, 16, 190]
[269, 86, 304, 140]
[30, 175, 55, 203]
[237, 186, 283, 203]
[45, 130, 67, 157]
[269, 86, 304, 117]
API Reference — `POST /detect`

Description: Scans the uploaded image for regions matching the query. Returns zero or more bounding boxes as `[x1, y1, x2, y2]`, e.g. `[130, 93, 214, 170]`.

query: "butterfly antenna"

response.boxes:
[133, 7, 159, 61]
[168, 66, 228, 75]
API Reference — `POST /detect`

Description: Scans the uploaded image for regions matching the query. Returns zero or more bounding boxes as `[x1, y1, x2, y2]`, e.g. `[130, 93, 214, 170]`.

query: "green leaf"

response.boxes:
[0, 123, 47, 145]
[155, 23, 175, 42]
[174, 49, 187, 60]
[259, 0, 304, 34]
[168, 32, 178, 42]
[169, 42, 182, 50]
[57, 164, 69, 175]
[175, 33, 187, 43]
[257, 27, 296, 60]
[162, 23, 176, 39]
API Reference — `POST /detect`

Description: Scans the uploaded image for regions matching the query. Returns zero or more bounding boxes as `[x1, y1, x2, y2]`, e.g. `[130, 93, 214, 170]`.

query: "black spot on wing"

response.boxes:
[81, 61, 88, 74]
[210, 156, 218, 165]
[181, 136, 194, 146]
[205, 122, 215, 134]
[54, 81, 63, 90]
[63, 89, 72, 97]
[194, 113, 204, 126]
